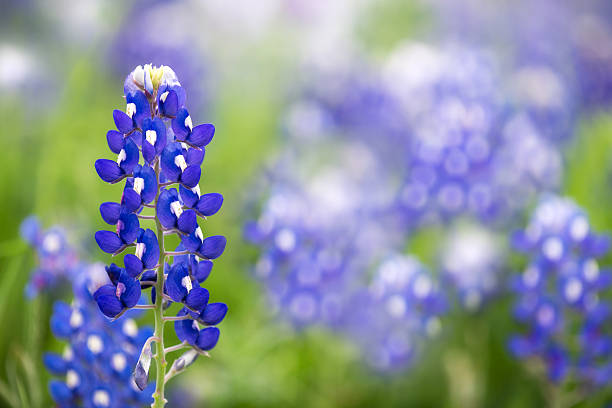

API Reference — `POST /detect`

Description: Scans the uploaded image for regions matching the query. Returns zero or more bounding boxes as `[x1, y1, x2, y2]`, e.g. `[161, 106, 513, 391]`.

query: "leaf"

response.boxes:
[0, 379, 18, 408]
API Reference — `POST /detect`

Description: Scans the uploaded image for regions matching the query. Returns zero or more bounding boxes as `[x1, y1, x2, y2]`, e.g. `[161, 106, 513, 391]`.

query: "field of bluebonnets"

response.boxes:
[2, 0, 612, 407]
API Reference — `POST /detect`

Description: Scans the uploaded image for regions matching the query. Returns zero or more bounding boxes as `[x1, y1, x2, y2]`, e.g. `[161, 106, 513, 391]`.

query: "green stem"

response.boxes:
[152, 160, 167, 408]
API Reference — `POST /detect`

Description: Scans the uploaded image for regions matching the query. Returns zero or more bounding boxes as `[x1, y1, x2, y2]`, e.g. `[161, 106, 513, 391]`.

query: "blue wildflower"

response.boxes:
[36, 247, 156, 408]
[509, 195, 612, 386]
[384, 43, 562, 225]
[92, 64, 227, 406]
[345, 254, 446, 372]
[20, 217, 79, 298]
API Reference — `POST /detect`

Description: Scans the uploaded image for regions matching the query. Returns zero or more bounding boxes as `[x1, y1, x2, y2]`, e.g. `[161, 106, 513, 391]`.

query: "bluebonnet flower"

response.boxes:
[344, 254, 446, 372]
[383, 42, 563, 225]
[244, 137, 449, 373]
[246, 40, 569, 375]
[246, 142, 400, 328]
[93, 64, 226, 407]
[21, 216, 157, 406]
[509, 195, 612, 386]
[20, 216, 79, 298]
[281, 42, 565, 230]
[45, 291, 155, 407]
[439, 223, 504, 311]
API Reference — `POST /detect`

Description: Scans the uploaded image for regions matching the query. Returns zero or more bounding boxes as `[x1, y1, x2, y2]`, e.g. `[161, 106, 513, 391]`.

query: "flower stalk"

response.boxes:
[93, 64, 228, 407]
[152, 160, 167, 408]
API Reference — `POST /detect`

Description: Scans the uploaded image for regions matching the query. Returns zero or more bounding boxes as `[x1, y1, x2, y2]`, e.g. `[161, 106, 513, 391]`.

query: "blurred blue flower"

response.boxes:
[92, 64, 227, 405]
[37, 254, 156, 407]
[246, 141, 401, 329]
[45, 297, 155, 407]
[245, 135, 449, 371]
[509, 195, 612, 385]
[20, 216, 79, 298]
[384, 43, 562, 225]
[344, 254, 446, 372]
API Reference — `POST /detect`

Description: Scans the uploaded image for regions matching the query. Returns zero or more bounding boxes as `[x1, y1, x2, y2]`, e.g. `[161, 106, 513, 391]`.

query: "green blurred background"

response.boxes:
[2, 0, 612, 407]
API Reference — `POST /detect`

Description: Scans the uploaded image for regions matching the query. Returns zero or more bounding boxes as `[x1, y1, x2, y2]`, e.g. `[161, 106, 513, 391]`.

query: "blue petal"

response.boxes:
[199, 236, 227, 259]
[113, 109, 133, 133]
[121, 138, 140, 174]
[197, 193, 223, 216]
[95, 159, 123, 183]
[179, 185, 198, 208]
[122, 188, 142, 213]
[172, 108, 190, 140]
[50, 302, 72, 338]
[130, 130, 143, 147]
[128, 91, 151, 128]
[174, 309, 199, 345]
[508, 336, 533, 359]
[186, 148, 205, 166]
[118, 213, 140, 244]
[150, 117, 167, 153]
[181, 230, 202, 252]
[119, 272, 141, 308]
[95, 231, 123, 254]
[100, 202, 121, 225]
[185, 287, 209, 312]
[105, 263, 123, 285]
[200, 302, 227, 325]
[166, 263, 189, 302]
[140, 229, 160, 270]
[196, 327, 220, 351]
[19, 216, 40, 244]
[177, 210, 197, 234]
[107, 130, 124, 154]
[584, 234, 611, 258]
[94, 285, 124, 317]
[156, 189, 178, 229]
[49, 380, 72, 403]
[151, 286, 157, 304]
[160, 89, 179, 117]
[188, 124, 215, 147]
[160, 143, 182, 181]
[124, 254, 143, 278]
[195, 260, 213, 283]
[511, 230, 532, 252]
[180, 165, 201, 188]
[142, 141, 156, 163]
[43, 353, 67, 375]
[137, 165, 158, 204]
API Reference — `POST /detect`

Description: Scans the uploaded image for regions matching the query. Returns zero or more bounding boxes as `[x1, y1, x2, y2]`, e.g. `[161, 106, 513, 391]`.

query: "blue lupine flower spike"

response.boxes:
[509, 195, 612, 388]
[22, 217, 156, 407]
[93, 64, 227, 407]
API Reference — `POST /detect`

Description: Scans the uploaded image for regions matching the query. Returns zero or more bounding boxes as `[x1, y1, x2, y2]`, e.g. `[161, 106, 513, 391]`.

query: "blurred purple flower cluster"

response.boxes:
[246, 38, 570, 371]
[509, 196, 612, 385]
[21, 216, 79, 298]
[246, 0, 612, 373]
[21, 217, 155, 407]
